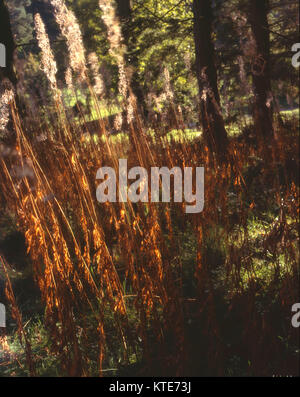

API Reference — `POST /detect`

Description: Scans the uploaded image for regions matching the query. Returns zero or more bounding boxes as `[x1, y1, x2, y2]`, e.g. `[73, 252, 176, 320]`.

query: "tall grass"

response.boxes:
[0, 2, 298, 377]
[0, 86, 298, 375]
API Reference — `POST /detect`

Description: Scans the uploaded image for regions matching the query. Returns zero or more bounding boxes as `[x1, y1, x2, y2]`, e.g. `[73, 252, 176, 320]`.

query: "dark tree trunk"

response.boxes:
[248, 0, 274, 143]
[115, 0, 146, 116]
[0, 0, 17, 85]
[192, 0, 228, 160]
[115, 0, 132, 27]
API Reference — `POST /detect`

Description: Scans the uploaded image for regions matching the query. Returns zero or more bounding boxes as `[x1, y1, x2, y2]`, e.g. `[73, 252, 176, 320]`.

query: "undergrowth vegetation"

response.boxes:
[0, 100, 298, 376]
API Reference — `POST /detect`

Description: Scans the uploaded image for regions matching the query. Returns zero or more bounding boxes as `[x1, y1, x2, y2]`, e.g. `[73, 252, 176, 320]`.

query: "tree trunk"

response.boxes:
[248, 0, 274, 144]
[0, 0, 17, 85]
[115, 0, 132, 28]
[192, 0, 228, 160]
[115, 0, 146, 116]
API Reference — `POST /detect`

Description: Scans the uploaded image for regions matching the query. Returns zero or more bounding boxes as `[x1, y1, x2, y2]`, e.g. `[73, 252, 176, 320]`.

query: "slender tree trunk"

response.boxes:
[248, 0, 274, 144]
[0, 0, 17, 85]
[0, 0, 18, 142]
[115, 0, 131, 30]
[192, 0, 228, 160]
[115, 0, 146, 116]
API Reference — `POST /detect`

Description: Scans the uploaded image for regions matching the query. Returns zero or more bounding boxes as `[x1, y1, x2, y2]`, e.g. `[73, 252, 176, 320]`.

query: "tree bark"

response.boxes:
[0, 0, 17, 85]
[248, 0, 274, 143]
[192, 0, 228, 160]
